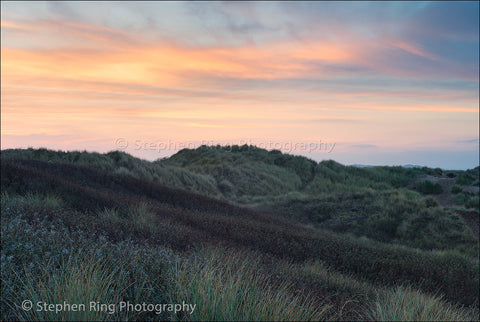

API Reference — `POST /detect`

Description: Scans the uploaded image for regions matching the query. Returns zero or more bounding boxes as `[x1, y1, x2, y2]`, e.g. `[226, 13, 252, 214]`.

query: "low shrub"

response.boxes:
[453, 192, 474, 206]
[423, 197, 438, 208]
[456, 173, 475, 185]
[466, 196, 479, 211]
[433, 168, 443, 176]
[446, 172, 457, 178]
[451, 185, 463, 194]
[416, 180, 443, 195]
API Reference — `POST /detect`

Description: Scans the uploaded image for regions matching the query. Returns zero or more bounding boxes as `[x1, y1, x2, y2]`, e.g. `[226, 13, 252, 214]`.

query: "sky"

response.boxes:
[1, 1, 479, 169]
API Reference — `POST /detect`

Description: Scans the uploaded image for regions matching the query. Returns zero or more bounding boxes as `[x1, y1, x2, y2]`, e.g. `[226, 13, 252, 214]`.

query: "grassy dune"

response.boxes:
[1, 147, 479, 321]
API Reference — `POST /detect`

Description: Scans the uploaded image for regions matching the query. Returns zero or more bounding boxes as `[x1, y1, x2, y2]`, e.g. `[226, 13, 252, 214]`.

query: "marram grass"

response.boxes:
[1, 191, 64, 213]
[8, 255, 127, 321]
[370, 285, 479, 321]
[172, 249, 333, 321]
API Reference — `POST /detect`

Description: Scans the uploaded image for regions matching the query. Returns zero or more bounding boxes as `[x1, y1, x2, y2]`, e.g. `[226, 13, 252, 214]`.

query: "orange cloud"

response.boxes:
[2, 17, 477, 156]
[390, 40, 439, 61]
[1, 19, 34, 32]
[2, 15, 360, 87]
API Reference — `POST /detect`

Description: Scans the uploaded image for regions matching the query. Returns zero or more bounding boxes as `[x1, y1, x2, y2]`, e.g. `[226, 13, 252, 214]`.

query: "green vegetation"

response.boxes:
[454, 167, 479, 186]
[457, 172, 476, 185]
[173, 248, 332, 321]
[303, 161, 422, 194]
[1, 147, 479, 321]
[446, 172, 457, 178]
[454, 191, 480, 211]
[1, 148, 222, 198]
[161, 145, 316, 198]
[451, 185, 463, 194]
[254, 189, 476, 254]
[467, 196, 480, 211]
[12, 255, 132, 321]
[370, 286, 478, 321]
[1, 195, 173, 321]
[416, 180, 443, 194]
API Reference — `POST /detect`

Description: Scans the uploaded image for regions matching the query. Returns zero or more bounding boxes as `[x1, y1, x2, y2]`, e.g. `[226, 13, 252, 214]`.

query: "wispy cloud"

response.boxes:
[456, 138, 480, 144]
[1, 2, 478, 168]
[351, 144, 378, 149]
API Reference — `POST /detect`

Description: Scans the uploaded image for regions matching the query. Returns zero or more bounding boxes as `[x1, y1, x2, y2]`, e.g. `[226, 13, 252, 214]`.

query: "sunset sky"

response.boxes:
[1, 1, 479, 169]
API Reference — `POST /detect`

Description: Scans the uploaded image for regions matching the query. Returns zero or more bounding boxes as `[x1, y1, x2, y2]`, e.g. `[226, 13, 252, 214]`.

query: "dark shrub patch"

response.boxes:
[416, 180, 443, 194]
[451, 185, 463, 194]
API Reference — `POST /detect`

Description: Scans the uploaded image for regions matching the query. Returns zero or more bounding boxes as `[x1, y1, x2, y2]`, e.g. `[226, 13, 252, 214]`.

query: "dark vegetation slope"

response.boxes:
[2, 147, 478, 254]
[1, 147, 479, 320]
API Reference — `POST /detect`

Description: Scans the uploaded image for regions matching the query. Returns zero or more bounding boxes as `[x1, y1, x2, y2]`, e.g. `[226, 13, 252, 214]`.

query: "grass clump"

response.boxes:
[128, 201, 156, 231]
[10, 254, 127, 321]
[1, 191, 63, 213]
[370, 285, 479, 321]
[172, 248, 332, 321]
[97, 207, 123, 226]
[4, 248, 173, 321]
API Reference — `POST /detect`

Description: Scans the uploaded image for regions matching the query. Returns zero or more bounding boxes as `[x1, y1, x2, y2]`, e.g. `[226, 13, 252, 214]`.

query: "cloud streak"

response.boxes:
[1, 2, 478, 168]
[351, 144, 378, 149]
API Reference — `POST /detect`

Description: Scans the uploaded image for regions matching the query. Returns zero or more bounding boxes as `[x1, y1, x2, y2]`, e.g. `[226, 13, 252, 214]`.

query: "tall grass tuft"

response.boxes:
[370, 286, 479, 321]
[128, 201, 156, 231]
[9, 254, 127, 321]
[3, 244, 174, 321]
[1, 191, 63, 213]
[97, 207, 122, 225]
[172, 248, 332, 321]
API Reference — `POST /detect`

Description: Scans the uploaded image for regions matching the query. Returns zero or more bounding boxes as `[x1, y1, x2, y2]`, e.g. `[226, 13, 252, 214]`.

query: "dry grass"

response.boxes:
[370, 286, 479, 321]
